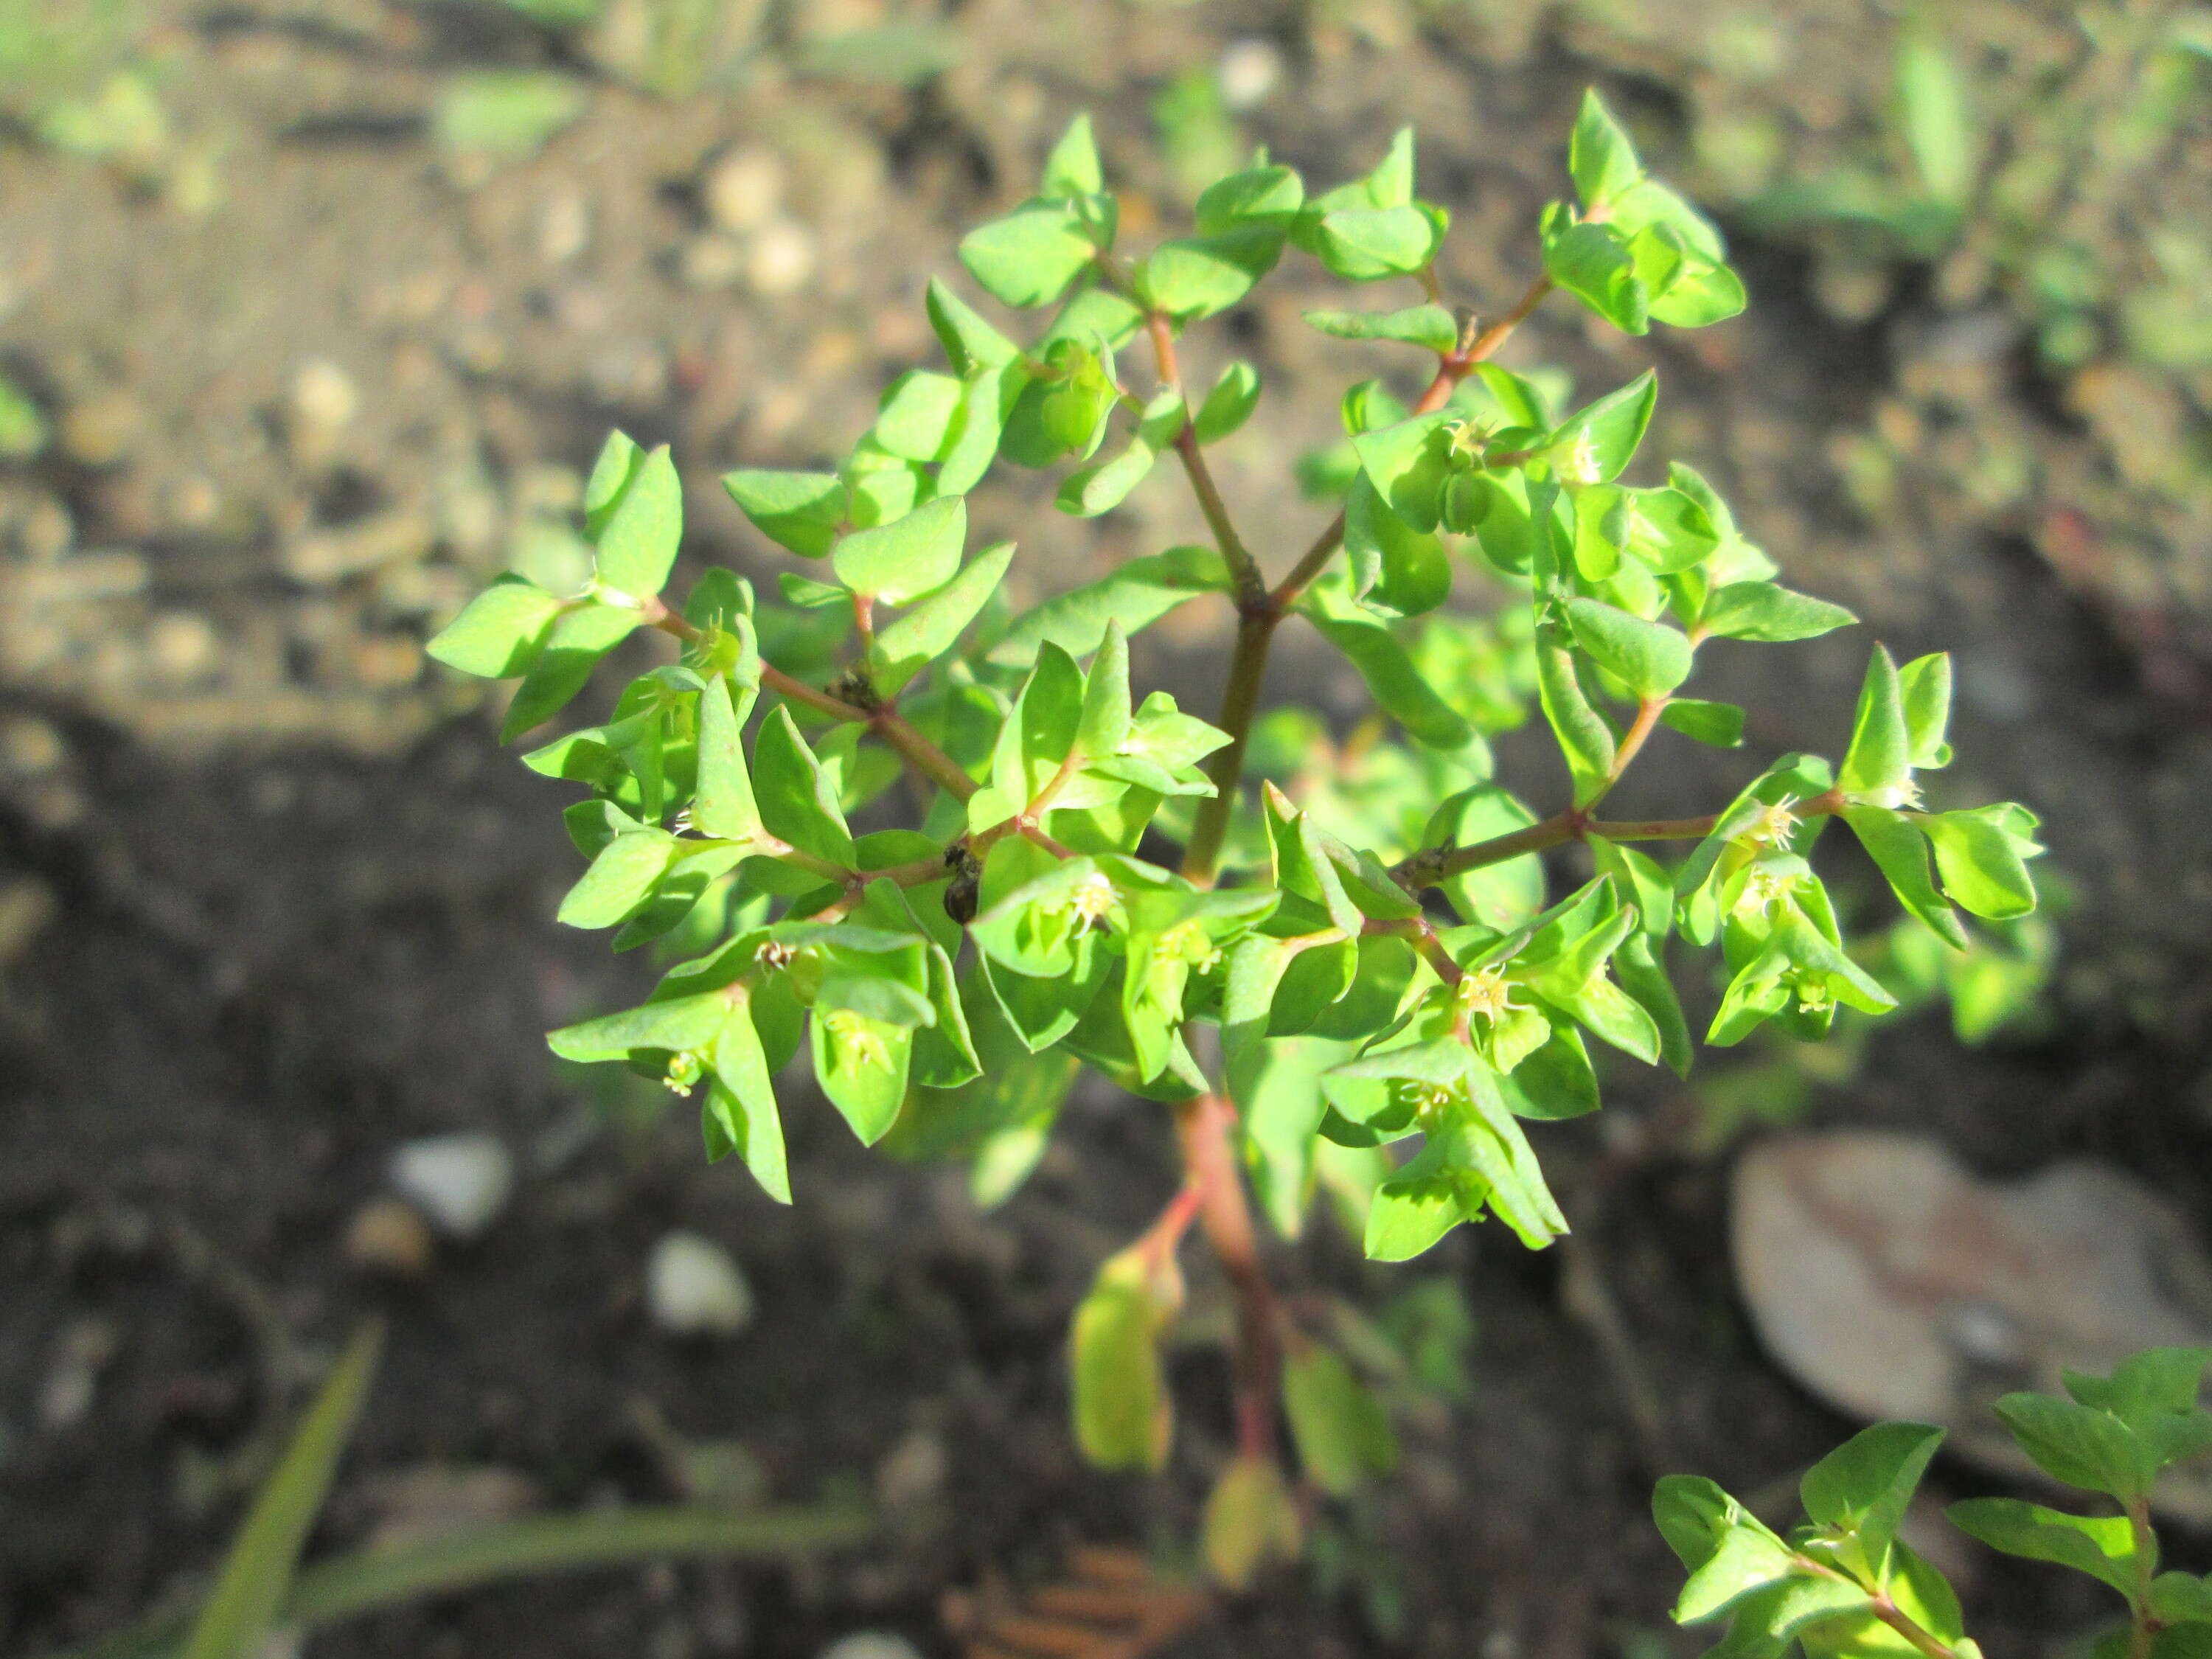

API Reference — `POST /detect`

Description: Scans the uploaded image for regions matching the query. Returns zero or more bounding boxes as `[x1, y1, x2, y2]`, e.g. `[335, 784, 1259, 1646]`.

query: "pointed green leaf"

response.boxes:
[593, 443, 683, 600]
[752, 705, 856, 865]
[870, 540, 1015, 695]
[1304, 304, 1459, 351]
[428, 577, 560, 678]
[558, 829, 678, 928]
[1661, 698, 1745, 747]
[1571, 88, 1643, 209]
[1840, 646, 1912, 798]
[703, 997, 790, 1203]
[1947, 1498, 2139, 1599]
[1703, 581, 1857, 642]
[832, 493, 965, 605]
[1550, 371, 1657, 485]
[501, 602, 641, 740]
[1194, 361, 1261, 445]
[1040, 111, 1102, 198]
[721, 470, 846, 559]
[1565, 595, 1694, 695]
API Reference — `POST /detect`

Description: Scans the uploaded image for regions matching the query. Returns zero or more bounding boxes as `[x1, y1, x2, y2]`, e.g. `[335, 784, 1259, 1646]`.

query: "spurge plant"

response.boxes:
[425, 92, 2045, 1587]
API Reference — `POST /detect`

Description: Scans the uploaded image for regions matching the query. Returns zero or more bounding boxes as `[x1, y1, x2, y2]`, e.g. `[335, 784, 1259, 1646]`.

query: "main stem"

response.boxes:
[1174, 1092, 1283, 1461]
[1178, 273, 1556, 884]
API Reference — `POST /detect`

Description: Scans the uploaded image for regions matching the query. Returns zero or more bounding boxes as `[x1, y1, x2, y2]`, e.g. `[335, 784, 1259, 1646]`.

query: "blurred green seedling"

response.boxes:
[1657, 1347, 2212, 1659]
[427, 88, 2042, 1588]
[55, 1321, 870, 1659]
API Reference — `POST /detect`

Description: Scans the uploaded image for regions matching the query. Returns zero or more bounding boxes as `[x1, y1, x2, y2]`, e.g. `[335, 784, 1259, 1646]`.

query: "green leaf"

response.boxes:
[1550, 371, 1657, 487]
[1304, 304, 1458, 352]
[1137, 227, 1283, 319]
[721, 470, 846, 559]
[810, 998, 913, 1146]
[992, 642, 1085, 804]
[1839, 646, 1912, 799]
[1344, 473, 1449, 619]
[1301, 588, 1475, 750]
[871, 369, 967, 464]
[1571, 88, 1643, 209]
[1350, 411, 1456, 533]
[703, 997, 790, 1203]
[1799, 1421, 1945, 1576]
[870, 540, 1015, 695]
[501, 602, 641, 741]
[1896, 32, 1978, 207]
[752, 705, 856, 866]
[1535, 616, 1616, 807]
[1545, 218, 1648, 335]
[182, 1323, 383, 1659]
[1307, 204, 1446, 282]
[1282, 1346, 1398, 1498]
[1057, 389, 1182, 517]
[1843, 807, 1966, 948]
[988, 545, 1231, 664]
[693, 674, 762, 841]
[1565, 596, 1694, 695]
[924, 276, 1020, 375]
[558, 829, 677, 928]
[1924, 807, 2037, 920]
[1899, 653, 1954, 768]
[1196, 162, 1306, 232]
[1661, 698, 1745, 746]
[1993, 1391, 2146, 1500]
[1071, 1244, 1178, 1471]
[832, 494, 965, 605]
[1946, 1498, 2140, 1599]
[1649, 262, 1747, 328]
[1040, 111, 1103, 198]
[1651, 1475, 1798, 1624]
[584, 430, 644, 538]
[1364, 1163, 1474, 1262]
[1427, 785, 1545, 931]
[428, 577, 561, 678]
[959, 200, 1099, 308]
[1203, 1455, 1302, 1591]
[1078, 621, 1133, 758]
[1702, 581, 1858, 642]
[593, 443, 683, 600]
[1194, 361, 1261, 444]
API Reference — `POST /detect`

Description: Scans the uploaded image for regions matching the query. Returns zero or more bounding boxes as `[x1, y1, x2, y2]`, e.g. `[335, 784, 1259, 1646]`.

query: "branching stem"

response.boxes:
[1177, 269, 1557, 884]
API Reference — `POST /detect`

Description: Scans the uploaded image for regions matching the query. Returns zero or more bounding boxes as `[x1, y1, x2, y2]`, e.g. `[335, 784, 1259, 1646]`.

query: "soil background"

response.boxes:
[6, 3, 2212, 1658]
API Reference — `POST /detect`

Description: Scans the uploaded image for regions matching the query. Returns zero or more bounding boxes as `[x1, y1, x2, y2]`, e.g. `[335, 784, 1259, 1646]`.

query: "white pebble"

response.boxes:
[389, 1133, 515, 1241]
[746, 219, 817, 297]
[647, 1231, 754, 1337]
[703, 146, 784, 233]
[291, 359, 358, 432]
[1217, 38, 1284, 111]
[816, 1635, 926, 1659]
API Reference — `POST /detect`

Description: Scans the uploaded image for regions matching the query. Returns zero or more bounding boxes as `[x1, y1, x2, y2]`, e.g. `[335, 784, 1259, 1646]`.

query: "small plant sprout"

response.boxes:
[1658, 1348, 2212, 1659]
[428, 91, 2043, 1586]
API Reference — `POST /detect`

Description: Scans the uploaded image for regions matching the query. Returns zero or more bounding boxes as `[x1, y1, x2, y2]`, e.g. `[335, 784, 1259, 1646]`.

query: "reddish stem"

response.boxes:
[1173, 1093, 1284, 1461]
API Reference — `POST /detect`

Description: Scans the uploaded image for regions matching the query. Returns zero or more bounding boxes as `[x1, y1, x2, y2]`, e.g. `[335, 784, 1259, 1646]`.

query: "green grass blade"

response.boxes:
[179, 1321, 385, 1659]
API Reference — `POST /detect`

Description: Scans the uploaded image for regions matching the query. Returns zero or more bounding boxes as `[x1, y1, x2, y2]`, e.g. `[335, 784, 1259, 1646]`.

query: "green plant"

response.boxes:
[58, 1321, 869, 1659]
[1656, 1346, 2212, 1659]
[425, 91, 2042, 1585]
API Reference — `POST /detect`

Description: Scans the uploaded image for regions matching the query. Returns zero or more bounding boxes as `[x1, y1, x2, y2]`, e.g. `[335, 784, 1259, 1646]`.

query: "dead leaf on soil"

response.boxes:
[1733, 1130, 2212, 1517]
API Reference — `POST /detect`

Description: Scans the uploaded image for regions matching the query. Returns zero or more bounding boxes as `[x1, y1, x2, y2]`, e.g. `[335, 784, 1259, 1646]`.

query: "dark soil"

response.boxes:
[6, 4, 2212, 1658]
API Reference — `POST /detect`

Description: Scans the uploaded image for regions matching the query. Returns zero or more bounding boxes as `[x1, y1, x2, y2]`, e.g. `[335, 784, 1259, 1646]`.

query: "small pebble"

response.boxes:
[647, 1231, 754, 1337]
[344, 1195, 437, 1278]
[538, 189, 591, 264]
[1217, 38, 1284, 110]
[874, 1427, 948, 1512]
[703, 146, 784, 234]
[59, 391, 145, 467]
[746, 220, 817, 297]
[815, 1635, 926, 1659]
[39, 1318, 118, 1431]
[291, 360, 359, 432]
[389, 1133, 515, 1241]
[145, 613, 218, 684]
